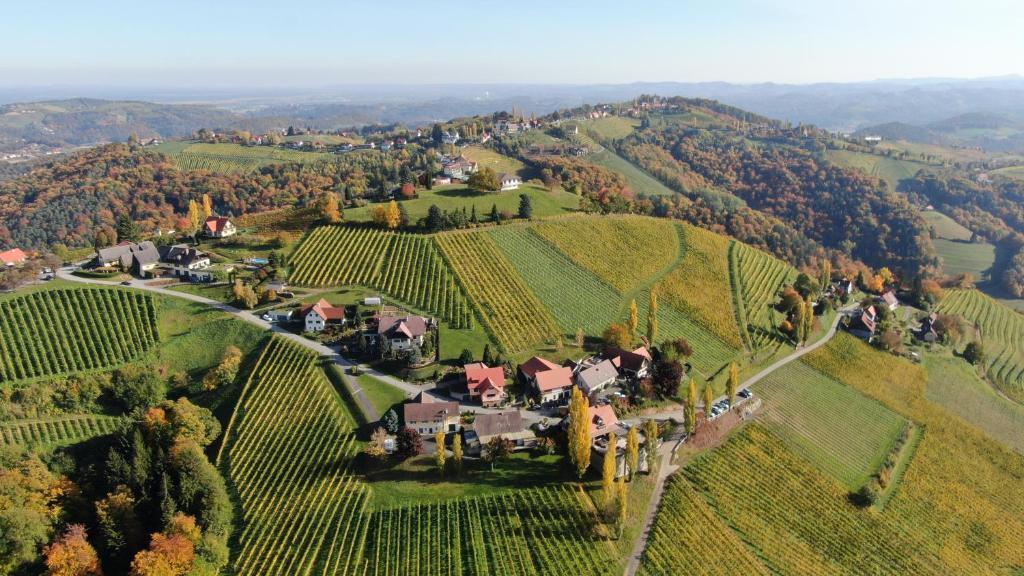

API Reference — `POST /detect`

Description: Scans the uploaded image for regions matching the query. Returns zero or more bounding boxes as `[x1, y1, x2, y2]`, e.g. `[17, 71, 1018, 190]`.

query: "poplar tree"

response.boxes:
[626, 426, 640, 481]
[726, 362, 739, 408]
[575, 327, 585, 349]
[802, 299, 815, 345]
[602, 431, 617, 503]
[628, 299, 639, 341]
[646, 289, 659, 344]
[452, 433, 463, 475]
[322, 192, 341, 223]
[685, 379, 698, 434]
[568, 387, 591, 479]
[201, 193, 213, 220]
[187, 200, 203, 237]
[617, 475, 628, 536]
[643, 419, 659, 474]
[820, 260, 832, 292]
[703, 383, 715, 422]
[434, 431, 446, 475]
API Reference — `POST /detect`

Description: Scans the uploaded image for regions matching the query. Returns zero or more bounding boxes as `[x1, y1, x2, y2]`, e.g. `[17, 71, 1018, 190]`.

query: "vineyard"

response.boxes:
[639, 476, 771, 576]
[804, 334, 1024, 573]
[656, 225, 744, 349]
[755, 361, 906, 488]
[436, 231, 561, 352]
[218, 337, 369, 576]
[0, 288, 159, 383]
[0, 414, 121, 448]
[729, 240, 795, 350]
[166, 142, 333, 173]
[677, 425, 949, 575]
[363, 485, 620, 576]
[937, 289, 1024, 401]
[532, 216, 680, 293]
[489, 226, 621, 335]
[634, 287, 739, 375]
[235, 206, 322, 243]
[289, 225, 472, 328]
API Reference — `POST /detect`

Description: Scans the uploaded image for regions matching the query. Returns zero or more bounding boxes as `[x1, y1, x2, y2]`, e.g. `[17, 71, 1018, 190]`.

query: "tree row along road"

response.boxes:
[57, 265, 853, 576]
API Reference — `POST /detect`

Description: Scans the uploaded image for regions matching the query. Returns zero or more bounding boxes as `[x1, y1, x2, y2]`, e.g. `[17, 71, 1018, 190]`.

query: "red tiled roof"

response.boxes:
[204, 216, 232, 234]
[519, 356, 560, 380]
[300, 298, 345, 321]
[465, 363, 506, 394]
[0, 248, 27, 265]
[534, 366, 574, 392]
[588, 405, 619, 438]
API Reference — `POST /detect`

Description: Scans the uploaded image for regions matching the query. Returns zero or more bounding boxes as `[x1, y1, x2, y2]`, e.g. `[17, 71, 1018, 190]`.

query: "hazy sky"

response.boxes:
[2, 0, 1021, 87]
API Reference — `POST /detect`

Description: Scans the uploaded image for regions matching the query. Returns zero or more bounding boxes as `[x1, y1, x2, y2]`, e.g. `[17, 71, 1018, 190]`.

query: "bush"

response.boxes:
[962, 341, 985, 365]
[109, 365, 166, 412]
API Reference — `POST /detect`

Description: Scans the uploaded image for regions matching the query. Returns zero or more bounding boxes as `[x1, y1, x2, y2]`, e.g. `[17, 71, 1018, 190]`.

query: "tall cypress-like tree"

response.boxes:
[646, 289, 659, 344]
[452, 433, 463, 475]
[628, 299, 639, 341]
[726, 362, 739, 408]
[626, 426, 640, 481]
[434, 431, 447, 476]
[643, 419, 659, 474]
[568, 387, 591, 479]
[820, 260, 832, 292]
[685, 380, 698, 434]
[602, 431, 617, 503]
[702, 383, 715, 423]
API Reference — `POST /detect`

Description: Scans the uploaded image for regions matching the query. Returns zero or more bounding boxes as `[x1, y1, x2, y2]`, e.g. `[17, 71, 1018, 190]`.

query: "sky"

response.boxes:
[1, 0, 1021, 88]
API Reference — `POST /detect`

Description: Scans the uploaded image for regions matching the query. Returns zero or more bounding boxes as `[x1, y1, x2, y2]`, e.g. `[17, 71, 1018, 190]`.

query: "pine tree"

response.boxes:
[726, 362, 739, 408]
[568, 387, 591, 479]
[626, 425, 640, 481]
[643, 419, 659, 474]
[434, 431, 447, 476]
[628, 299, 639, 341]
[685, 379, 698, 434]
[490, 203, 500, 223]
[482, 343, 493, 366]
[602, 431, 617, 503]
[470, 204, 478, 224]
[646, 289, 659, 344]
[452, 433, 463, 475]
[702, 383, 714, 422]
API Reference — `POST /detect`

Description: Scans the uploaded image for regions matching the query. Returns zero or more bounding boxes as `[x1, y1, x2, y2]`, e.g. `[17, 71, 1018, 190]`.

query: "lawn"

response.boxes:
[580, 116, 641, 141]
[356, 373, 409, 415]
[922, 209, 973, 241]
[754, 360, 908, 489]
[461, 145, 525, 176]
[364, 451, 571, 509]
[167, 282, 235, 303]
[343, 184, 579, 223]
[585, 146, 679, 197]
[933, 238, 995, 279]
[924, 355, 1024, 455]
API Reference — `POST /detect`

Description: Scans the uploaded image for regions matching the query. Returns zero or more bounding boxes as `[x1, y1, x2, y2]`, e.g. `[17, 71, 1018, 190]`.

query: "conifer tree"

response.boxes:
[626, 425, 640, 481]
[568, 387, 591, 479]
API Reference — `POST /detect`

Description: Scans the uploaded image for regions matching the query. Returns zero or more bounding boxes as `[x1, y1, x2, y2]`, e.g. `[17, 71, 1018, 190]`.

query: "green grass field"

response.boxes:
[356, 373, 408, 416]
[343, 184, 579, 224]
[580, 117, 640, 141]
[924, 355, 1024, 454]
[461, 145, 526, 176]
[922, 209, 973, 241]
[933, 238, 995, 279]
[825, 149, 926, 191]
[583, 145, 679, 198]
[755, 361, 907, 488]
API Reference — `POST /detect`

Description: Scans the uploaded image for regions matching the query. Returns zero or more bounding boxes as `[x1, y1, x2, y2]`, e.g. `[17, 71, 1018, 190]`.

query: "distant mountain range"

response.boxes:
[3, 76, 1024, 153]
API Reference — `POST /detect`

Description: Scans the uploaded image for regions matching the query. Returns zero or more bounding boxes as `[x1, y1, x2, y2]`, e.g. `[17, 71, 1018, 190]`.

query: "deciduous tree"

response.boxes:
[452, 433, 463, 475]
[726, 362, 738, 408]
[625, 426, 640, 481]
[434, 431, 447, 475]
[322, 192, 341, 223]
[702, 383, 714, 423]
[602, 431, 617, 503]
[646, 289, 659, 344]
[628, 299, 639, 340]
[602, 322, 631, 349]
[685, 379, 698, 435]
[643, 419, 658, 473]
[44, 524, 102, 576]
[568, 387, 591, 479]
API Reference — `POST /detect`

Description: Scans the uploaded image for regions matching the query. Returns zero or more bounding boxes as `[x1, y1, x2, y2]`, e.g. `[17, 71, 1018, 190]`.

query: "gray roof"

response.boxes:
[99, 241, 159, 269]
[96, 243, 133, 264]
[575, 359, 618, 390]
[472, 411, 524, 439]
[377, 315, 428, 339]
[159, 244, 208, 267]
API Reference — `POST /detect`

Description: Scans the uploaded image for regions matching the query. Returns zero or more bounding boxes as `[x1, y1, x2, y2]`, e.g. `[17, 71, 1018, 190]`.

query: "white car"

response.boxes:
[261, 314, 272, 322]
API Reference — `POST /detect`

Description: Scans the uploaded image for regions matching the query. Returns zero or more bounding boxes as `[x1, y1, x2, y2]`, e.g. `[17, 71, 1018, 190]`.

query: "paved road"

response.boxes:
[56, 266, 382, 421]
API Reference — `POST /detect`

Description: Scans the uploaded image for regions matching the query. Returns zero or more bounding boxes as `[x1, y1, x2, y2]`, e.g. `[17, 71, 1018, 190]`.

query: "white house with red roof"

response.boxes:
[203, 216, 237, 238]
[299, 298, 346, 332]
[0, 248, 27, 267]
[464, 362, 507, 407]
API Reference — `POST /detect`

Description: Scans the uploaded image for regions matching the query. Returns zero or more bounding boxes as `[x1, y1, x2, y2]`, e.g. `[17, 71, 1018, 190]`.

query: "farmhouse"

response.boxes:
[464, 362, 507, 407]
[573, 358, 619, 395]
[464, 411, 535, 456]
[299, 298, 346, 332]
[519, 356, 574, 404]
[373, 314, 431, 355]
[441, 130, 460, 145]
[879, 290, 899, 311]
[204, 216, 237, 238]
[0, 248, 27, 267]
[604, 346, 652, 379]
[97, 241, 160, 275]
[847, 306, 878, 341]
[403, 395, 459, 436]
[159, 244, 211, 280]
[499, 173, 521, 191]
[442, 156, 477, 179]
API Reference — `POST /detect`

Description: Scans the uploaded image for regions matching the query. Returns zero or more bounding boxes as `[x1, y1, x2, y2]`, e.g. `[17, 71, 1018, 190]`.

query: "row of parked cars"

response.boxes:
[708, 388, 753, 420]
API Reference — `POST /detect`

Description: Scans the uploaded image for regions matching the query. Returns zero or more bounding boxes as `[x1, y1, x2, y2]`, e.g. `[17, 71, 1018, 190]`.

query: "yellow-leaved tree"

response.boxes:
[568, 387, 591, 479]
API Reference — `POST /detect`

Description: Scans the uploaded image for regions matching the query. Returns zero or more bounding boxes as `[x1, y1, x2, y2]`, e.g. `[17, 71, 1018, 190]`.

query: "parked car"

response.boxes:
[738, 388, 753, 399]
[120, 280, 132, 286]
[261, 314, 272, 321]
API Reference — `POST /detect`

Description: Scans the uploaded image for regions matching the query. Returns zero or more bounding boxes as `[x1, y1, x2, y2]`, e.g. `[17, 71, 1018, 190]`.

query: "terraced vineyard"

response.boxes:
[675, 425, 948, 575]
[532, 216, 679, 293]
[0, 414, 121, 447]
[639, 476, 771, 576]
[938, 289, 1024, 400]
[364, 485, 619, 576]
[166, 142, 333, 173]
[235, 206, 322, 243]
[634, 287, 738, 375]
[218, 337, 369, 576]
[755, 361, 906, 488]
[289, 226, 472, 327]
[437, 231, 561, 352]
[489, 226, 621, 335]
[656, 225, 743, 348]
[0, 288, 159, 382]
[730, 240, 795, 349]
